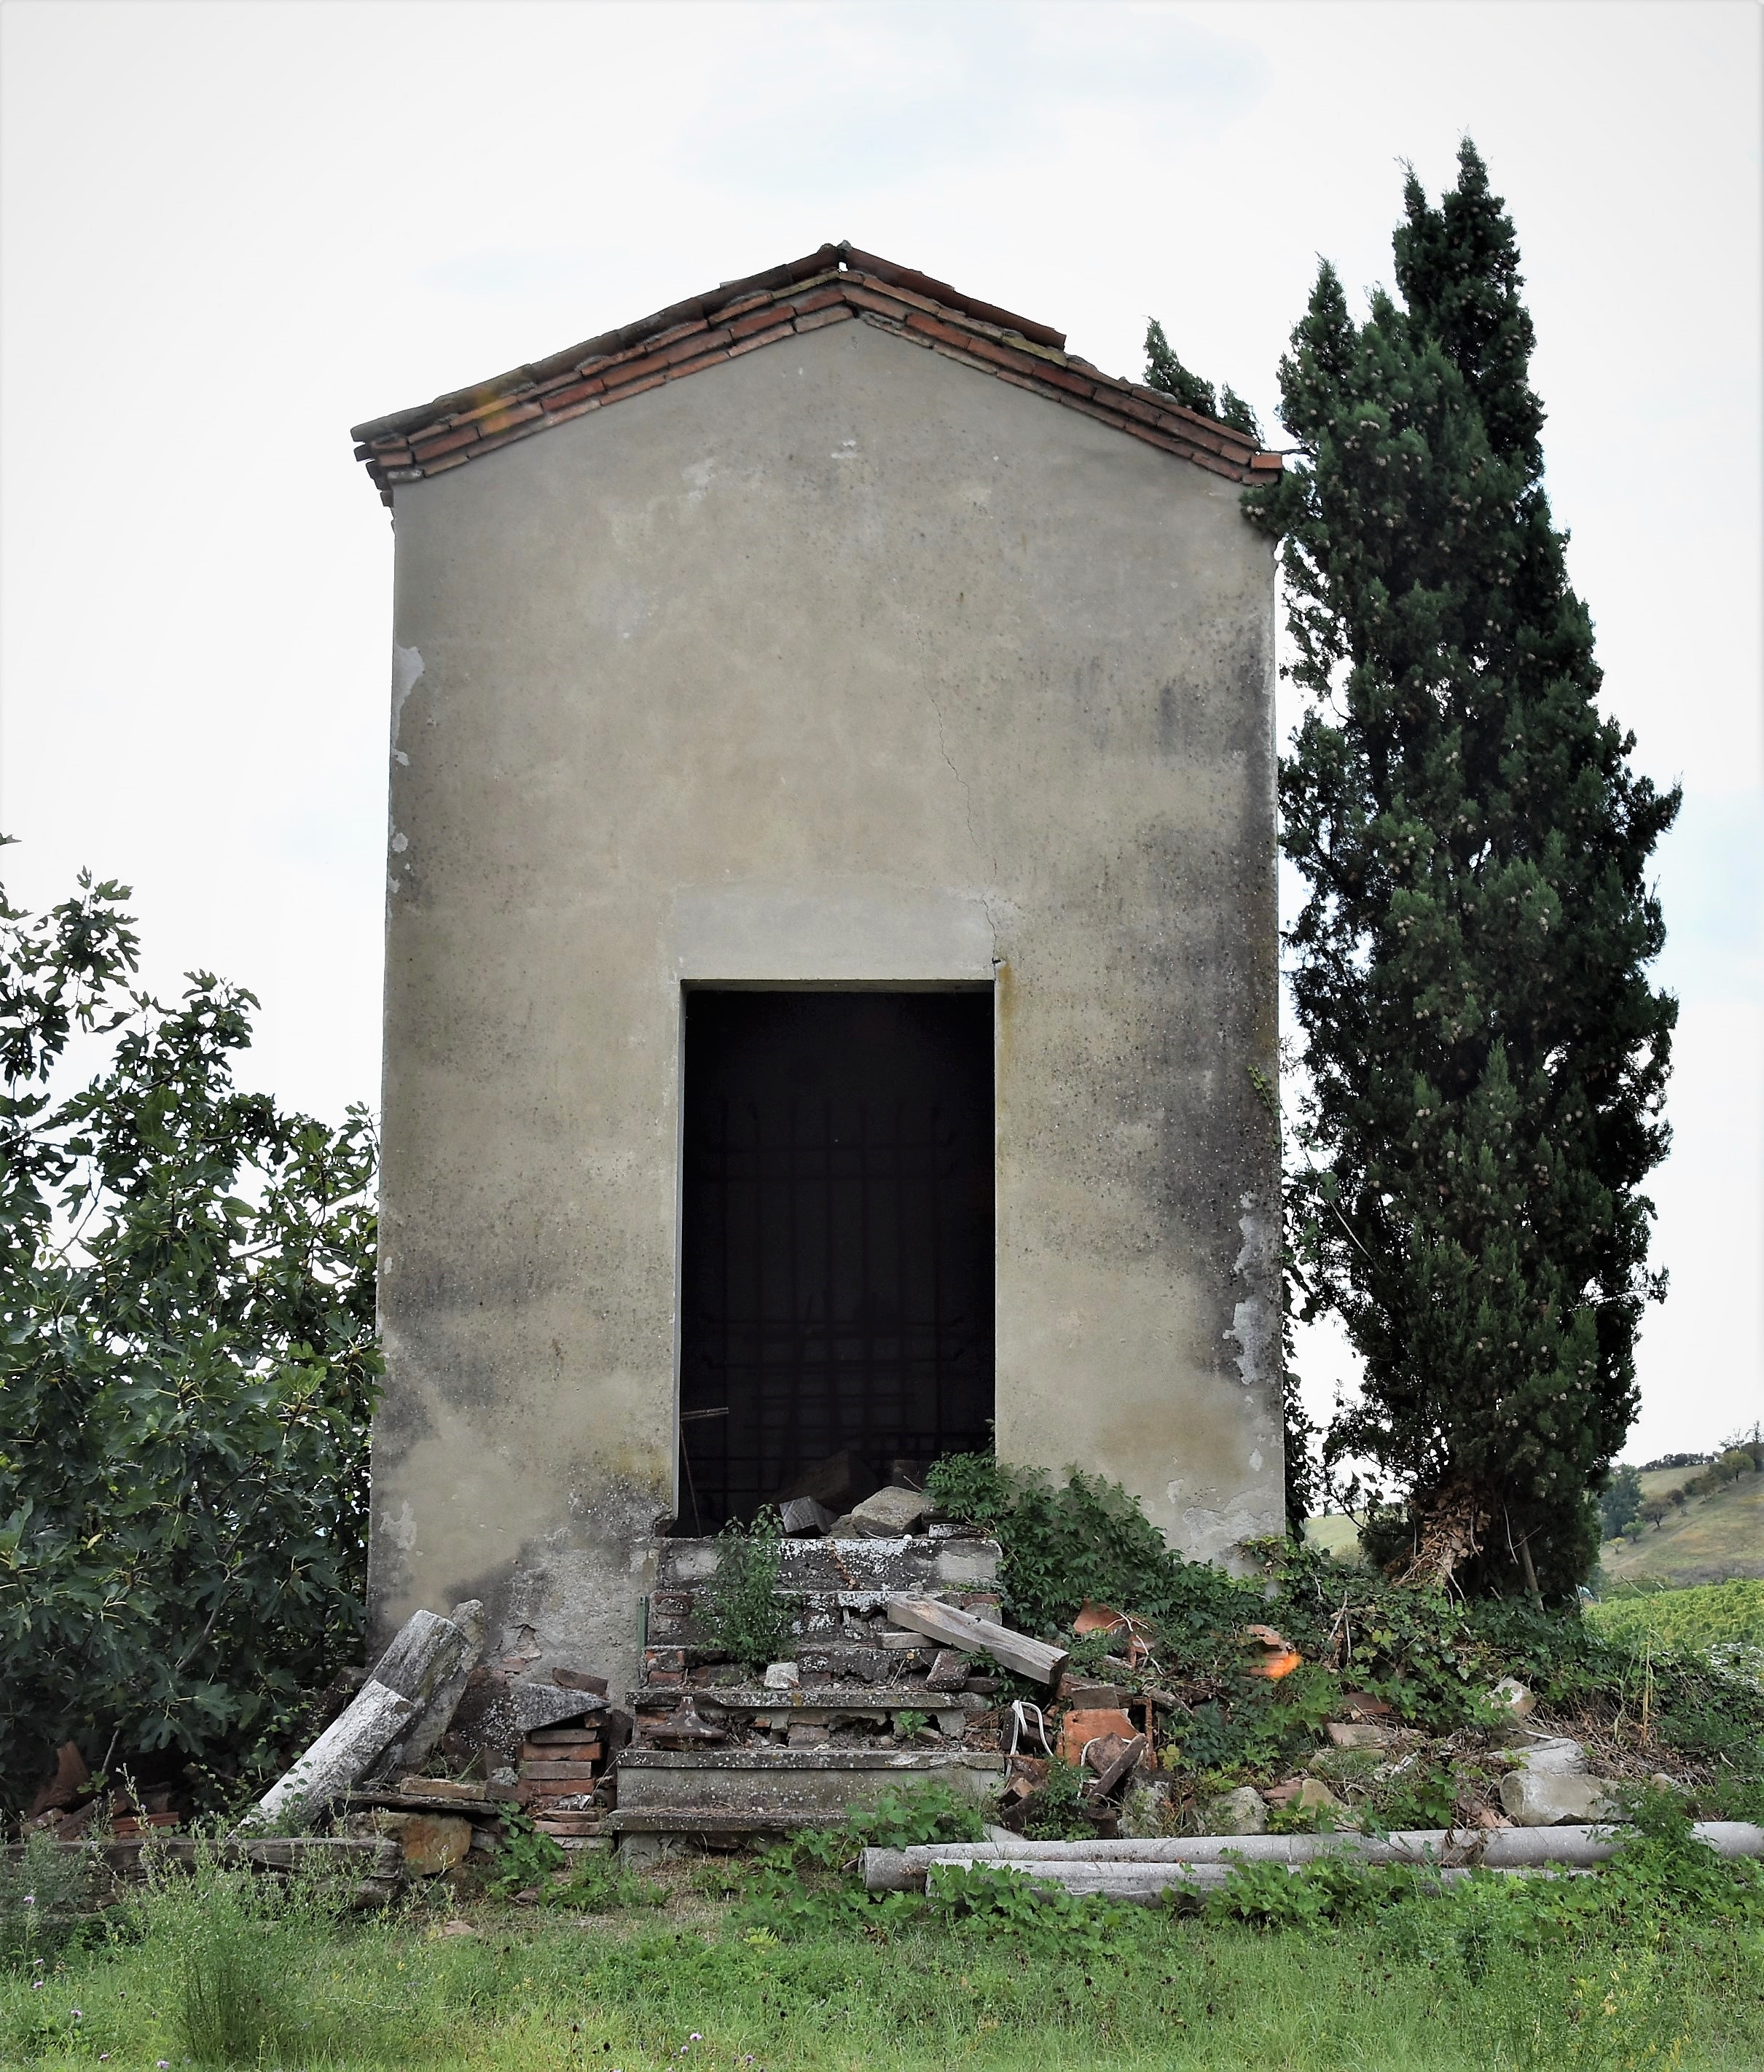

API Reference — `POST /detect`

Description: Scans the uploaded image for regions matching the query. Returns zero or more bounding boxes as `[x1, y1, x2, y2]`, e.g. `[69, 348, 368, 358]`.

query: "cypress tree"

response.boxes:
[1254, 141, 1679, 1596]
[1144, 318, 1263, 441]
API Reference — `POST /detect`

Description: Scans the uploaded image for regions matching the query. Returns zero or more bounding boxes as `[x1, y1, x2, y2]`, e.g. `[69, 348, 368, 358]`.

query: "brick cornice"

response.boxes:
[350, 243, 1282, 506]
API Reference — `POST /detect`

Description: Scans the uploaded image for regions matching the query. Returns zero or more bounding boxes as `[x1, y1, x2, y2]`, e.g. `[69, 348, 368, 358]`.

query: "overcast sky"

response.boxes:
[2, 0, 1758, 1463]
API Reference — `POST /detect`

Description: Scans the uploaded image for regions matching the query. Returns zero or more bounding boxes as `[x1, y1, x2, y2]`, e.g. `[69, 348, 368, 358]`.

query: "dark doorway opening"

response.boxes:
[677, 990, 995, 1531]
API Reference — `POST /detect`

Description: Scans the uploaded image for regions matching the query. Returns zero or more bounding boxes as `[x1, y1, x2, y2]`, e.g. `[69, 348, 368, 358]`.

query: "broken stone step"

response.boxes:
[520, 1759, 602, 1779]
[615, 1747, 1006, 1825]
[349, 1785, 515, 1818]
[637, 1685, 986, 1714]
[655, 1537, 1001, 1597]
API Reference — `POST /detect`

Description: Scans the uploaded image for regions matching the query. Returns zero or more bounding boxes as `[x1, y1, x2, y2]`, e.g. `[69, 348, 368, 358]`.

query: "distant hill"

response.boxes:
[1600, 1472, 1764, 1589]
[1303, 1513, 1363, 1563]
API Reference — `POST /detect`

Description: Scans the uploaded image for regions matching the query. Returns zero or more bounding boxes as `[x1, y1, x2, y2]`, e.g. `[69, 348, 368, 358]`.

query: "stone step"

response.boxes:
[635, 1684, 989, 1718]
[653, 1533, 1000, 1604]
[612, 1746, 1006, 1835]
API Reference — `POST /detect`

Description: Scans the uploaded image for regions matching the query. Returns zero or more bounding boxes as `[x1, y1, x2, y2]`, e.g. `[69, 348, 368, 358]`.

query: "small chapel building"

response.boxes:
[350, 243, 1284, 1690]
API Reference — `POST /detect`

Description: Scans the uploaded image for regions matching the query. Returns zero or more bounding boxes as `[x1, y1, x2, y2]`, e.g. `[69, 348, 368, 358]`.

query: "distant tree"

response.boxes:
[1251, 141, 1679, 1600]
[1638, 1453, 1712, 1474]
[0, 859, 380, 1810]
[1598, 1463, 1643, 1541]
[1142, 318, 1263, 442]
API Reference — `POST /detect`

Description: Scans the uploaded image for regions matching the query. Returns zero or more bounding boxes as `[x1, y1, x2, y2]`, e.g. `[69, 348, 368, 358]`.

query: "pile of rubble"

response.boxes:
[21, 1464, 1757, 1899]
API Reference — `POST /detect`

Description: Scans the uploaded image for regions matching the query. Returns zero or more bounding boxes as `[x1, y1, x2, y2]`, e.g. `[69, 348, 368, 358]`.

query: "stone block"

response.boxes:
[371, 1810, 471, 1875]
[1204, 1786, 1267, 1836]
[846, 1486, 933, 1536]
[1500, 1772, 1616, 1827]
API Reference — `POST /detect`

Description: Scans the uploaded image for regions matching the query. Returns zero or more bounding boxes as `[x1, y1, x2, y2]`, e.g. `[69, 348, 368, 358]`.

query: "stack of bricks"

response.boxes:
[350, 242, 1282, 509]
[517, 1724, 604, 1841]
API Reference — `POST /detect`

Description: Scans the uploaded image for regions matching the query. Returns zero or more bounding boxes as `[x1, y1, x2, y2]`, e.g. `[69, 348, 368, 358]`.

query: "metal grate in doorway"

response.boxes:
[677, 991, 994, 1530]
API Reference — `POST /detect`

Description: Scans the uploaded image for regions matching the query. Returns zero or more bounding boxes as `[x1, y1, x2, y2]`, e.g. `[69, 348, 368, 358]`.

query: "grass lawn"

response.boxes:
[7, 1856, 1764, 2071]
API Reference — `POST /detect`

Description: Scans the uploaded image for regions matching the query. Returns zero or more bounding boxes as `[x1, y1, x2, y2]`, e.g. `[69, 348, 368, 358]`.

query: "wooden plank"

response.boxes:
[886, 1597, 1067, 1686]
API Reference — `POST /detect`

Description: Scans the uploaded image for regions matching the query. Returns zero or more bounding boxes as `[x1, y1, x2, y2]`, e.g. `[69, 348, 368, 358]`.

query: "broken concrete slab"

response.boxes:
[1325, 1721, 1390, 1751]
[1509, 1735, 1586, 1775]
[509, 1681, 606, 1735]
[780, 1497, 835, 1536]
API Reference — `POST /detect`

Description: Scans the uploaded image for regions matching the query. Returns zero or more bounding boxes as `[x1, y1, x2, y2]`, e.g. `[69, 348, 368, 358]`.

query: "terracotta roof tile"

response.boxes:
[348, 243, 1279, 506]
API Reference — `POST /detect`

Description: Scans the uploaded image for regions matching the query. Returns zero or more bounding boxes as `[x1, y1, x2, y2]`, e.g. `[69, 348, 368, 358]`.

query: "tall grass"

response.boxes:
[124, 1847, 406, 2068]
[3, 1875, 1760, 2069]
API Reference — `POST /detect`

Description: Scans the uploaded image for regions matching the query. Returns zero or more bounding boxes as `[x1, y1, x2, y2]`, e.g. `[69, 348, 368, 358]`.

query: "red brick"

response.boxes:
[546, 396, 603, 427]
[1102, 389, 1162, 428]
[419, 449, 472, 476]
[412, 425, 479, 464]
[707, 290, 773, 323]
[844, 269, 954, 321]
[842, 282, 913, 323]
[784, 284, 847, 318]
[382, 465, 422, 485]
[664, 324, 732, 362]
[474, 400, 544, 438]
[663, 346, 732, 382]
[536, 377, 605, 413]
[728, 304, 790, 340]
[466, 424, 544, 460]
[604, 371, 665, 400]
[903, 309, 973, 351]
[726, 321, 793, 357]
[793, 305, 854, 335]
[603, 350, 675, 390]
[622, 318, 708, 360]
[975, 336, 1094, 398]
[1250, 451, 1284, 472]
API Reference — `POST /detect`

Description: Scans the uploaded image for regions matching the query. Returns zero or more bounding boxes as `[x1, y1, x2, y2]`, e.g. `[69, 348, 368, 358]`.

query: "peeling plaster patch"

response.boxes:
[1226, 1195, 1279, 1388]
[391, 645, 425, 747]
[682, 458, 716, 505]
[1170, 1491, 1261, 1564]
[1228, 1297, 1276, 1388]
[390, 830, 409, 854]
[1249, 1449, 1263, 1473]
[385, 1501, 418, 1554]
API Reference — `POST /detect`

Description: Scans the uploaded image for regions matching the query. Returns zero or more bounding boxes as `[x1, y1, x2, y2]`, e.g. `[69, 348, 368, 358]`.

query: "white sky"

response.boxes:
[2, 0, 1758, 1463]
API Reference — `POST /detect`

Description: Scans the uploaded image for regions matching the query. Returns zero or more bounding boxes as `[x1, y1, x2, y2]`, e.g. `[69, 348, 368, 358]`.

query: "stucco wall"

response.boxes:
[368, 314, 1280, 1686]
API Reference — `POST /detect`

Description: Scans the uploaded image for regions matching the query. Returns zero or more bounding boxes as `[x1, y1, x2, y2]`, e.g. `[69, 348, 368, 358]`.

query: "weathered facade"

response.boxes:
[352, 244, 1283, 1694]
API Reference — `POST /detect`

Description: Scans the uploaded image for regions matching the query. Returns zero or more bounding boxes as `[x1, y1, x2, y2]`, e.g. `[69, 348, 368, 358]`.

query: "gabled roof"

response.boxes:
[350, 243, 1281, 507]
